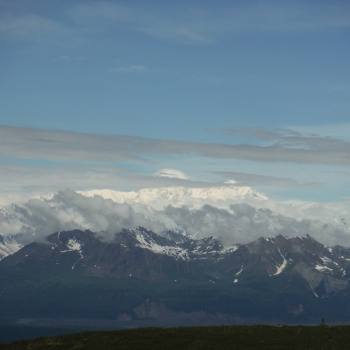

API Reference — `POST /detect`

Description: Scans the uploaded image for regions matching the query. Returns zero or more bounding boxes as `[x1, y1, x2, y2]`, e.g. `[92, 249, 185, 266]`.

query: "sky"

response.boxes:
[1, 0, 350, 204]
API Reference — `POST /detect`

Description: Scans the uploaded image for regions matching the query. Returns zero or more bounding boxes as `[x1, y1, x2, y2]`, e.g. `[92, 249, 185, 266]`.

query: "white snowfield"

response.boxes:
[0, 238, 22, 260]
[132, 228, 234, 261]
[79, 185, 268, 210]
[60, 238, 84, 258]
[272, 249, 288, 276]
[315, 264, 333, 272]
[58, 237, 84, 270]
[134, 230, 190, 260]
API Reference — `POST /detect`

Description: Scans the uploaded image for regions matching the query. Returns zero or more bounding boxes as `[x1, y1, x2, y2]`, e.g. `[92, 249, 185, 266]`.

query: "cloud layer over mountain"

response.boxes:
[1, 186, 350, 247]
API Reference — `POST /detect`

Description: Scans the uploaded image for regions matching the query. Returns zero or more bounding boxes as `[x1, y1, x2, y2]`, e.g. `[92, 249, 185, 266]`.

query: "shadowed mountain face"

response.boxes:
[2, 228, 350, 331]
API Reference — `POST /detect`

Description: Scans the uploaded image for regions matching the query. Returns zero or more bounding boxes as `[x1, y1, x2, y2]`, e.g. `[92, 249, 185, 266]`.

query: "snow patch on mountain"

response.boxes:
[134, 231, 189, 260]
[315, 264, 333, 272]
[60, 238, 84, 259]
[235, 265, 244, 276]
[272, 249, 288, 276]
[0, 236, 22, 260]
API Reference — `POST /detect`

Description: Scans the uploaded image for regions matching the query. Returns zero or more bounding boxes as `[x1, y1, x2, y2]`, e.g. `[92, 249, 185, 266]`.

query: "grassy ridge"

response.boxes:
[1, 325, 350, 350]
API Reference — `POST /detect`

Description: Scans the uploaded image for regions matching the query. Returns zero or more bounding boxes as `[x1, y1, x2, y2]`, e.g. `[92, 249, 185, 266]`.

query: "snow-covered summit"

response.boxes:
[79, 185, 268, 210]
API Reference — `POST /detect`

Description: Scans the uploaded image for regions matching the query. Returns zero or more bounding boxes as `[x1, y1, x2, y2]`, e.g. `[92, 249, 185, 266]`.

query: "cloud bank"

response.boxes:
[1, 186, 350, 247]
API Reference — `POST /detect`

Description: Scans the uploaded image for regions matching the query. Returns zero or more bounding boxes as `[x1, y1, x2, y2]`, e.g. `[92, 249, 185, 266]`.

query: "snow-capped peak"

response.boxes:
[79, 185, 268, 210]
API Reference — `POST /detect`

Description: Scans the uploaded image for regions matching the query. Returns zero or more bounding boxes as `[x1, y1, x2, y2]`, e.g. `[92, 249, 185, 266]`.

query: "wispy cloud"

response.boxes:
[109, 64, 146, 73]
[2, 125, 350, 166]
[154, 168, 189, 180]
[0, 161, 213, 206]
[0, 13, 66, 39]
[68, 1, 213, 44]
[1, 124, 350, 202]
[1, 1, 349, 44]
[224, 127, 350, 152]
[68, 1, 350, 44]
[215, 170, 318, 188]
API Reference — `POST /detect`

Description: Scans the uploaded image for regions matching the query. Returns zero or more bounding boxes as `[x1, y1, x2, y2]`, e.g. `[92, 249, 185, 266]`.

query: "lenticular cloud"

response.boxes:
[153, 168, 190, 180]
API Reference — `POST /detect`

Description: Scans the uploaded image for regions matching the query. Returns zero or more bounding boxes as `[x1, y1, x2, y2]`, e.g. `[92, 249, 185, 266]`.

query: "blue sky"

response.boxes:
[0, 0, 350, 202]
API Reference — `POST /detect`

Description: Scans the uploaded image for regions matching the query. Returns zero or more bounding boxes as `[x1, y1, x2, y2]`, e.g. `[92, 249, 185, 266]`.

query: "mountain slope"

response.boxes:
[2, 228, 350, 327]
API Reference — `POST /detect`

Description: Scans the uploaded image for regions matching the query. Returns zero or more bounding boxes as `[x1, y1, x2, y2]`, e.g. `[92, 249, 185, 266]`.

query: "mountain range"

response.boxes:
[2, 226, 350, 331]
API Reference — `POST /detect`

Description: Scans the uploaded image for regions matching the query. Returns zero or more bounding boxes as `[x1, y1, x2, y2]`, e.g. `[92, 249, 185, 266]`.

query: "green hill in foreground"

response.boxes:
[1, 325, 350, 350]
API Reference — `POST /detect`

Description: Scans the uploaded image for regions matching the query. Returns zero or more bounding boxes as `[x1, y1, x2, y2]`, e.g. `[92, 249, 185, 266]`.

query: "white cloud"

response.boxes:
[224, 179, 238, 185]
[1, 186, 350, 247]
[153, 168, 189, 180]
